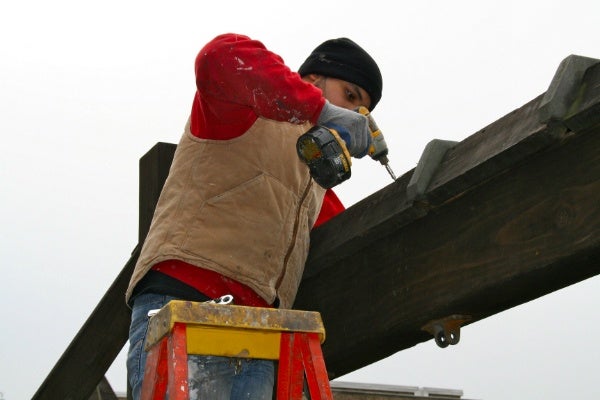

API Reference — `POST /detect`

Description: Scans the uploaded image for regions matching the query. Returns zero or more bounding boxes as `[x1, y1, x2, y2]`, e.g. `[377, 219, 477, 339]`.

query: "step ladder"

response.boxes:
[140, 300, 334, 400]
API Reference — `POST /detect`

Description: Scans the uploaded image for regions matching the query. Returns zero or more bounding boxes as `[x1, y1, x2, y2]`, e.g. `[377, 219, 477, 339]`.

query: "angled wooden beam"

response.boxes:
[31, 251, 138, 400]
[32, 143, 175, 400]
[294, 59, 600, 378]
[88, 376, 119, 400]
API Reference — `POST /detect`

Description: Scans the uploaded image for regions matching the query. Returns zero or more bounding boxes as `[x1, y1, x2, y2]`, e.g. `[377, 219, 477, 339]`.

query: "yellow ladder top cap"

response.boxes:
[145, 300, 326, 349]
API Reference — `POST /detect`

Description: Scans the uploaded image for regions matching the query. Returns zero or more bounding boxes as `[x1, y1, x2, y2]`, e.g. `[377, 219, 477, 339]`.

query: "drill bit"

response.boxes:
[377, 155, 396, 181]
[384, 162, 397, 181]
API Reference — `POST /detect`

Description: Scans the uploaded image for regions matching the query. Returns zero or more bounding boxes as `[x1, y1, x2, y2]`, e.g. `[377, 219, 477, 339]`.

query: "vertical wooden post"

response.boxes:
[138, 142, 176, 243]
[129, 142, 177, 400]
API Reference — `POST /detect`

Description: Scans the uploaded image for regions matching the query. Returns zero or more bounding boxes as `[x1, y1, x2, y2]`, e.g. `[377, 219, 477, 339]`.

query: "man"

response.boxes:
[126, 33, 383, 400]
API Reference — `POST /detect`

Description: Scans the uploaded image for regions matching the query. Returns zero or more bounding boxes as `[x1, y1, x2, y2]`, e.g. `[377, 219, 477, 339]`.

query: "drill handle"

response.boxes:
[369, 127, 389, 163]
[357, 106, 389, 162]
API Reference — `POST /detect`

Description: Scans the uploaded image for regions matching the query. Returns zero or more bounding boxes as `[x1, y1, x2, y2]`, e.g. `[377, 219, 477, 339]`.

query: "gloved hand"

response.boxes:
[317, 101, 371, 158]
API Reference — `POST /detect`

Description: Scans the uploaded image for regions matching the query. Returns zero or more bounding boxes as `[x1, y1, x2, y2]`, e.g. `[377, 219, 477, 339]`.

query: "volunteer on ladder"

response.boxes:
[125, 32, 384, 400]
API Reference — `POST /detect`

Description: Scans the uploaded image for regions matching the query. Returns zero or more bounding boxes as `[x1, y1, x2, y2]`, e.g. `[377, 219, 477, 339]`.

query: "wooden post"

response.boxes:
[138, 142, 177, 243]
[32, 143, 176, 400]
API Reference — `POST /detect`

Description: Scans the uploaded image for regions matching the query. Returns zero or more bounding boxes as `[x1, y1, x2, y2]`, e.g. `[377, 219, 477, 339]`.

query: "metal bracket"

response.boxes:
[538, 54, 600, 126]
[422, 314, 472, 348]
[406, 139, 458, 202]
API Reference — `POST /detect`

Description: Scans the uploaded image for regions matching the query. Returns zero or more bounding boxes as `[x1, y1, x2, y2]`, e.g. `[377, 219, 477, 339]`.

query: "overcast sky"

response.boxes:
[1, 1, 599, 399]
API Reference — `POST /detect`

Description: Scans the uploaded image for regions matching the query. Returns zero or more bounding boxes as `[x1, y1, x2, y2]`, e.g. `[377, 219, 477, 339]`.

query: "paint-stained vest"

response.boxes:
[126, 118, 325, 309]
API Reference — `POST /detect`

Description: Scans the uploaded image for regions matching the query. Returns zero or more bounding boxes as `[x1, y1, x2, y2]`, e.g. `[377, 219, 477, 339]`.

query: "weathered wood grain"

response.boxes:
[31, 251, 139, 400]
[295, 121, 600, 377]
[32, 143, 174, 400]
[33, 57, 599, 398]
[294, 61, 600, 376]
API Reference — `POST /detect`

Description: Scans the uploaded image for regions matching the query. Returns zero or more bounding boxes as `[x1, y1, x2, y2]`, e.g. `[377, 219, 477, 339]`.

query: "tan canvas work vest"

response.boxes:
[126, 117, 326, 309]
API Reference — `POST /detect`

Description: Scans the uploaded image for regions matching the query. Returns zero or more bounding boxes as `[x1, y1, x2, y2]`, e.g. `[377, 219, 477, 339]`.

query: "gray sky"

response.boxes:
[1, 1, 599, 399]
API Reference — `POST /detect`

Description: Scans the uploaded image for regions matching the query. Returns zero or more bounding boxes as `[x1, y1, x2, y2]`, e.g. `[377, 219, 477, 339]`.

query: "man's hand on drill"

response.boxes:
[317, 101, 371, 158]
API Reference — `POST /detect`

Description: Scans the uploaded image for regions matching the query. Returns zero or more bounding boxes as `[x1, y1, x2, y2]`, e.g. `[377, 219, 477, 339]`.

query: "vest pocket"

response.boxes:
[180, 173, 297, 284]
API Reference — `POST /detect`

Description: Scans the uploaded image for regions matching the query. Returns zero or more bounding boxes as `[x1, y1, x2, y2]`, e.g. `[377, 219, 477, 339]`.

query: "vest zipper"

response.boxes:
[275, 178, 313, 293]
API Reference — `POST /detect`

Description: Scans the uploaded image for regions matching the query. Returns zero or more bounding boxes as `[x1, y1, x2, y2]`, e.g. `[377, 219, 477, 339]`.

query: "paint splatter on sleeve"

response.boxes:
[195, 33, 325, 125]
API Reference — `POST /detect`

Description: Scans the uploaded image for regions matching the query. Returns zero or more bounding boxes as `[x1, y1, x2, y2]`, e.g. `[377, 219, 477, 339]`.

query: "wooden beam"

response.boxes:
[293, 62, 600, 378]
[31, 251, 138, 400]
[32, 143, 175, 400]
[33, 58, 599, 398]
[88, 376, 119, 400]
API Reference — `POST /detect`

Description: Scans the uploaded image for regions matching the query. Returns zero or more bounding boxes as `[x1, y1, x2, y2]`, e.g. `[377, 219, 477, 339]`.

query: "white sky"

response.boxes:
[1, 1, 599, 399]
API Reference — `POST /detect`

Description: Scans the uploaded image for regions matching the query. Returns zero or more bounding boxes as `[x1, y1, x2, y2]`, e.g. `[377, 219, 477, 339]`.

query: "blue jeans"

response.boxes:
[127, 293, 275, 400]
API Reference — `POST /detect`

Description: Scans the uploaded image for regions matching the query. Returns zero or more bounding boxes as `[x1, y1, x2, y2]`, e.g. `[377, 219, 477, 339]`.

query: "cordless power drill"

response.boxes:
[296, 106, 396, 189]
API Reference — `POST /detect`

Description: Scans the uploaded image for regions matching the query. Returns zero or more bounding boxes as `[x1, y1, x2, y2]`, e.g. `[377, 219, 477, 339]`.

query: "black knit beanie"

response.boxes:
[298, 38, 383, 110]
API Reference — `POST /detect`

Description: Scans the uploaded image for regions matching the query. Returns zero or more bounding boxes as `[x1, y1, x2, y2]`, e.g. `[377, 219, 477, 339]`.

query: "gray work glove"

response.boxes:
[317, 101, 371, 158]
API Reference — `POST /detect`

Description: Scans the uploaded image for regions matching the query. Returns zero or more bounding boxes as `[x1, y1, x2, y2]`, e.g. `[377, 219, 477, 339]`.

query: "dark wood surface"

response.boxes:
[32, 60, 599, 399]
[31, 251, 139, 400]
[138, 142, 177, 243]
[295, 119, 600, 378]
[32, 143, 175, 400]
